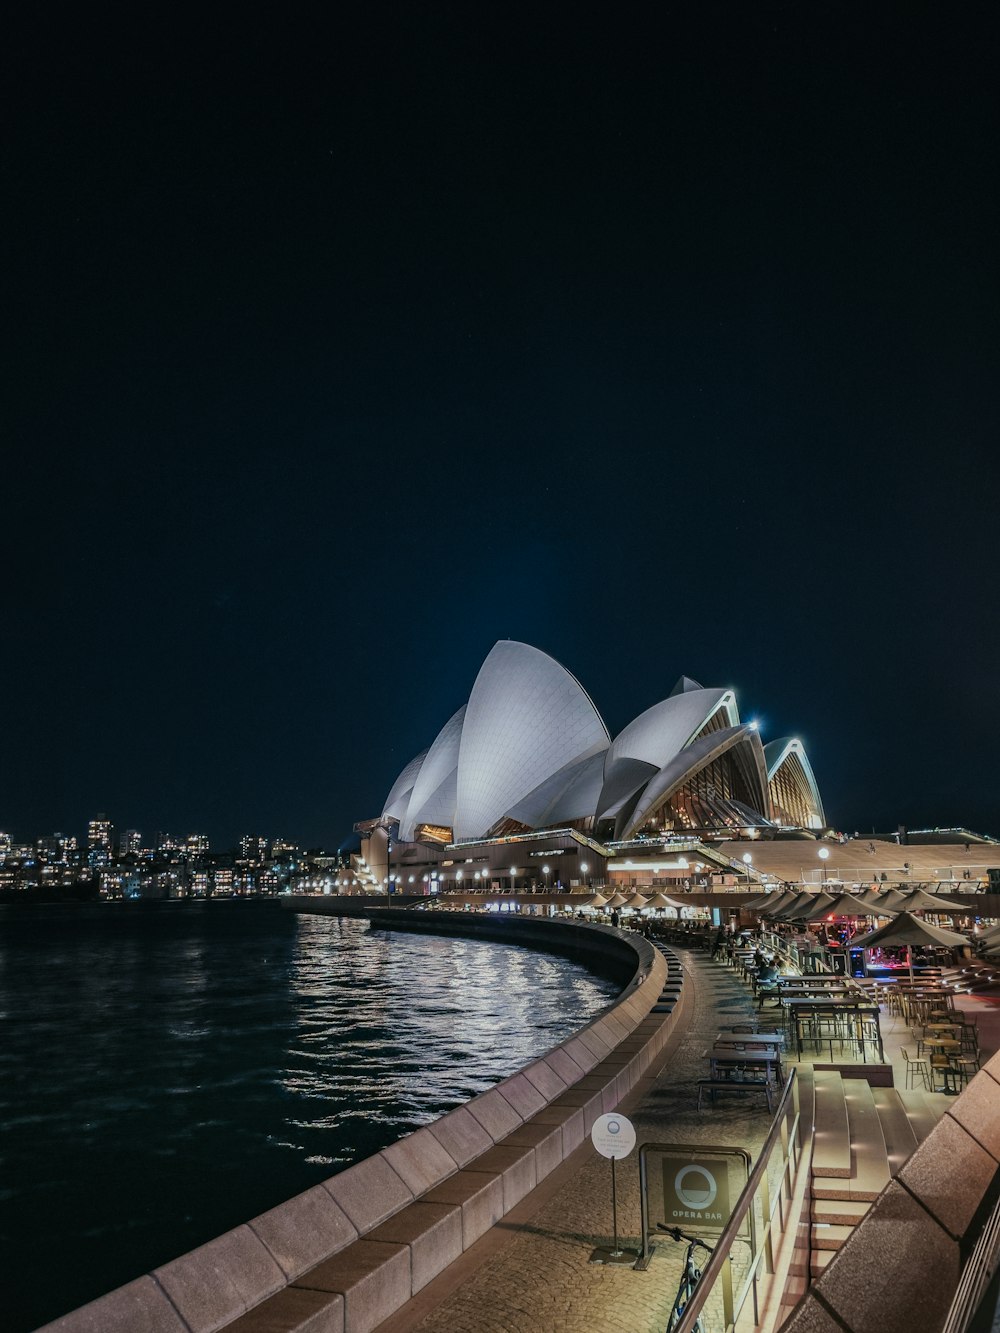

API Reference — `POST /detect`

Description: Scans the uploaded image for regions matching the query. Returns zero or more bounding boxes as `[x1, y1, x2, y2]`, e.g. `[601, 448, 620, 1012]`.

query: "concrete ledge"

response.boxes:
[293, 1239, 410, 1333]
[366, 1201, 463, 1293]
[249, 1185, 359, 1282]
[323, 1156, 414, 1233]
[222, 1287, 345, 1333]
[466, 1144, 538, 1210]
[425, 1105, 495, 1168]
[378, 1128, 459, 1197]
[153, 1225, 287, 1332]
[422, 1170, 505, 1247]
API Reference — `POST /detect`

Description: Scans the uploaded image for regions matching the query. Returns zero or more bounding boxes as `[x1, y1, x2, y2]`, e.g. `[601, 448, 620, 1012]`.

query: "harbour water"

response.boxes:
[0, 901, 620, 1331]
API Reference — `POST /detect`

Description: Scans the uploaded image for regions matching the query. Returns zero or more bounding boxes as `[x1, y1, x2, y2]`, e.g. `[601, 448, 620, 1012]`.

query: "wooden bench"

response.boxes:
[697, 1078, 774, 1113]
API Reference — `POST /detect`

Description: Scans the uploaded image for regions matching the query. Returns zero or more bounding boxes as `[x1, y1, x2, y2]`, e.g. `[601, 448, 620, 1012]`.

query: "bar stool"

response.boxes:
[901, 1048, 930, 1091]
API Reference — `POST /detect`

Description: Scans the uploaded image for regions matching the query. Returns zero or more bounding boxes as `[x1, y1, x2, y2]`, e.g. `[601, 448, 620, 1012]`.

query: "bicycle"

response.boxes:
[657, 1223, 714, 1333]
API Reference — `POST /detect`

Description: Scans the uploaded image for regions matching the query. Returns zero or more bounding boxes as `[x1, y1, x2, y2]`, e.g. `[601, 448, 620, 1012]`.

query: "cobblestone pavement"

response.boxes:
[405, 949, 773, 1333]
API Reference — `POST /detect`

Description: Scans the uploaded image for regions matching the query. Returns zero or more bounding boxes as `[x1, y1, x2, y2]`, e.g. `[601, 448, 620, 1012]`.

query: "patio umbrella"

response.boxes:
[898, 888, 970, 914]
[767, 891, 815, 919]
[645, 892, 684, 912]
[756, 890, 800, 915]
[622, 892, 650, 911]
[799, 891, 889, 922]
[783, 892, 836, 921]
[863, 888, 909, 912]
[605, 893, 629, 909]
[581, 893, 608, 911]
[850, 911, 970, 982]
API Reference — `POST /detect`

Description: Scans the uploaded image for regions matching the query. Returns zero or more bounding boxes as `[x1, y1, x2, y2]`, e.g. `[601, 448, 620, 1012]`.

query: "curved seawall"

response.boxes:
[41, 902, 689, 1333]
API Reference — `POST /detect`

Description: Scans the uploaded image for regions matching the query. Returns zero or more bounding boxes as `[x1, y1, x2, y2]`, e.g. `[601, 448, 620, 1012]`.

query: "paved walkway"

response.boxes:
[389, 949, 773, 1333]
[385, 953, 1000, 1333]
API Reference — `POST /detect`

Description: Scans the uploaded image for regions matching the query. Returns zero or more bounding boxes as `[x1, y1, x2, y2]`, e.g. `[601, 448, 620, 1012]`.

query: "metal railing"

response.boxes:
[673, 1069, 807, 1333]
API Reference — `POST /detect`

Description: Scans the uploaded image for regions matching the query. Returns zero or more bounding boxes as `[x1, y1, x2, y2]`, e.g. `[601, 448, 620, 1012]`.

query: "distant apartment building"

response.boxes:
[120, 829, 143, 856]
[87, 815, 114, 855]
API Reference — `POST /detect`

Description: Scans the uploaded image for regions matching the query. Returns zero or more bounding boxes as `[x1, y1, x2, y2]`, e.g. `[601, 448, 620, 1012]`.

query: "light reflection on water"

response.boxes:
[0, 905, 619, 1331]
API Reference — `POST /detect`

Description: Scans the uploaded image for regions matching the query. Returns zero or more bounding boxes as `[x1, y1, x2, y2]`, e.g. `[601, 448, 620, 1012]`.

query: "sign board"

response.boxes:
[637, 1143, 751, 1264]
[662, 1157, 731, 1228]
[591, 1113, 636, 1160]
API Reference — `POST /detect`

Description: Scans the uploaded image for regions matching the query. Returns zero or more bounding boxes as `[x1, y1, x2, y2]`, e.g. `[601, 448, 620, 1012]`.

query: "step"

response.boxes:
[896, 1089, 944, 1144]
[810, 1221, 854, 1251]
[842, 1078, 891, 1202]
[811, 1197, 870, 1226]
[810, 1248, 835, 1278]
[871, 1088, 920, 1176]
[811, 1072, 851, 1179]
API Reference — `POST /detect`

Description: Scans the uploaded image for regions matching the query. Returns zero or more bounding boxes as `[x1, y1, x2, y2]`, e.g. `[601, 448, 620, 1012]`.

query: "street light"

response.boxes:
[581, 861, 589, 889]
[510, 866, 517, 894]
[818, 846, 830, 884]
[742, 851, 753, 890]
[542, 864, 550, 892]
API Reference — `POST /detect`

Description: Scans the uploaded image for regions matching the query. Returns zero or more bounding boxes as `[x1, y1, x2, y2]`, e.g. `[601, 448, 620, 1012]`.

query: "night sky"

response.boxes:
[3, 4, 999, 848]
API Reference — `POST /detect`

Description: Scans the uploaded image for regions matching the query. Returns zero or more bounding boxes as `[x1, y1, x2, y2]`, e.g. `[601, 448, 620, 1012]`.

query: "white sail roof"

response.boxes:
[454, 641, 610, 840]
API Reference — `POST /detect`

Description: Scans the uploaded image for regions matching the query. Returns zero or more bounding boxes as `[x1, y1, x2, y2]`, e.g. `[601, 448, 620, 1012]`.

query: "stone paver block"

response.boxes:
[222, 1286, 345, 1333]
[324, 1156, 413, 1233]
[294, 1239, 410, 1333]
[465, 1087, 523, 1140]
[426, 1105, 495, 1166]
[898, 1113, 998, 1239]
[379, 1127, 459, 1196]
[521, 1058, 569, 1102]
[531, 1102, 585, 1155]
[467, 1144, 537, 1210]
[368, 1201, 463, 1293]
[35, 1276, 189, 1333]
[250, 1184, 358, 1280]
[551, 1087, 605, 1131]
[503, 1120, 564, 1181]
[814, 1182, 958, 1333]
[495, 1072, 547, 1119]
[562, 1035, 600, 1071]
[946, 1069, 1000, 1162]
[544, 1047, 587, 1086]
[575, 1028, 614, 1060]
[423, 1170, 504, 1247]
[589, 1014, 630, 1048]
[153, 1225, 286, 1332]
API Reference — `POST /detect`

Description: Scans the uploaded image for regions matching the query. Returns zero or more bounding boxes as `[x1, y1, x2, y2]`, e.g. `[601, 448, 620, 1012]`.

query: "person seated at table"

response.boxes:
[756, 957, 779, 985]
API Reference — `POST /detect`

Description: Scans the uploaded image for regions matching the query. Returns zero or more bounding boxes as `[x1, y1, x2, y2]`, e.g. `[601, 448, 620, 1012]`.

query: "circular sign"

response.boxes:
[590, 1113, 637, 1159]
[675, 1164, 718, 1210]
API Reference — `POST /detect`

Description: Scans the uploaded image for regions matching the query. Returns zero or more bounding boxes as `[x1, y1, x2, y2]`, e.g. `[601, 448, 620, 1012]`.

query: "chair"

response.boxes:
[902, 1047, 930, 1091]
[960, 1024, 980, 1054]
[910, 1027, 926, 1057]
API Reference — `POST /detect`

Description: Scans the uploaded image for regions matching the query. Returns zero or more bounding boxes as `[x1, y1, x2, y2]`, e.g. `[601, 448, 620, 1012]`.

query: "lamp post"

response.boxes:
[742, 851, 753, 890]
[581, 861, 589, 889]
[818, 846, 830, 885]
[542, 864, 550, 893]
[510, 866, 517, 895]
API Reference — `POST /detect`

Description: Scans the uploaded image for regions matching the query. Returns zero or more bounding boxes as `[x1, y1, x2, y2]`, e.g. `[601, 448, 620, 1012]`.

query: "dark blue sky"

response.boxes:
[2, 4, 998, 847]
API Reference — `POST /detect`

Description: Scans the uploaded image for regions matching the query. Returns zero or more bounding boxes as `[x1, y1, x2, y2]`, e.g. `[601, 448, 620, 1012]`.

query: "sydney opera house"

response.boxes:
[355, 641, 826, 890]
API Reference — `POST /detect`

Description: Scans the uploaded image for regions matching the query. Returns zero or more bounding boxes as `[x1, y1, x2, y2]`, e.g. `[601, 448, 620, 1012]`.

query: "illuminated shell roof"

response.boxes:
[454, 641, 610, 841]
[597, 686, 737, 820]
[398, 706, 466, 841]
[378, 648, 824, 840]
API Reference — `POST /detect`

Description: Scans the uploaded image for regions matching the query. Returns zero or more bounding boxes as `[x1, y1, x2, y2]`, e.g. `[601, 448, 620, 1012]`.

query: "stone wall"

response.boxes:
[42, 907, 688, 1333]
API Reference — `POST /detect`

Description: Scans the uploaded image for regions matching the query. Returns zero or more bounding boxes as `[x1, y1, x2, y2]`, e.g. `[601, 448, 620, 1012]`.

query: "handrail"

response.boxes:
[673, 1068, 804, 1333]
